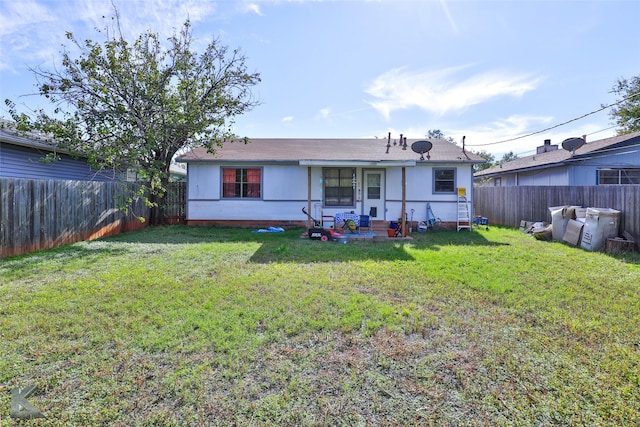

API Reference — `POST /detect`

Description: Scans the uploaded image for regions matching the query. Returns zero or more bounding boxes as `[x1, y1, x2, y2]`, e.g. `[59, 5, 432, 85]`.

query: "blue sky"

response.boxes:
[1, 0, 639, 158]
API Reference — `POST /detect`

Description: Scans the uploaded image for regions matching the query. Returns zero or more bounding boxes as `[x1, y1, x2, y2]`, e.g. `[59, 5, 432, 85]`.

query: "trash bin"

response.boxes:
[580, 208, 621, 251]
[549, 206, 581, 241]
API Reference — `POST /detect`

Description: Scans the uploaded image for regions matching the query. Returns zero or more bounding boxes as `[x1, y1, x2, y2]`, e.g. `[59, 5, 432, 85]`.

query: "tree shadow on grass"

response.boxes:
[96, 225, 416, 263]
[1, 225, 515, 271]
[0, 243, 130, 278]
[608, 251, 640, 265]
[407, 228, 511, 251]
[247, 227, 512, 264]
[248, 238, 418, 263]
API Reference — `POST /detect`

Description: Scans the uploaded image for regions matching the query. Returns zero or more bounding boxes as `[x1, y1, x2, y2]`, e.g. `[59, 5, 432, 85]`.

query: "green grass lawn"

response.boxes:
[1, 226, 639, 426]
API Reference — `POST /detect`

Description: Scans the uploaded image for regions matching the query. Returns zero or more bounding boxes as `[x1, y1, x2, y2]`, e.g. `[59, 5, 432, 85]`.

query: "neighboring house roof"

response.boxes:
[170, 162, 186, 174]
[475, 131, 640, 178]
[0, 120, 62, 153]
[177, 138, 486, 165]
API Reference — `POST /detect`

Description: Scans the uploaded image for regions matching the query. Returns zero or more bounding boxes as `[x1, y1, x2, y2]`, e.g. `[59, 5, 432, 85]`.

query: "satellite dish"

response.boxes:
[561, 137, 585, 152]
[411, 140, 433, 160]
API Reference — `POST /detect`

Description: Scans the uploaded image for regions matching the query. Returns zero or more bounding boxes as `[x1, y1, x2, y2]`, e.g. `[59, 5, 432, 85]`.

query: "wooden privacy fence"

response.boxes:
[163, 182, 186, 224]
[474, 185, 640, 242]
[0, 178, 150, 257]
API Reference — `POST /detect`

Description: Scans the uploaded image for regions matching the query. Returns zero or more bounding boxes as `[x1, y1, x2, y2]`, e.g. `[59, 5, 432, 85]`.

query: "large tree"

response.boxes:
[426, 129, 456, 144]
[6, 12, 260, 224]
[473, 150, 495, 172]
[609, 75, 640, 134]
[498, 151, 518, 165]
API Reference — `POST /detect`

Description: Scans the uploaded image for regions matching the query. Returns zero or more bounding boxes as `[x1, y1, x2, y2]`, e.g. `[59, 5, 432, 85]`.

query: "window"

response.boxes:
[434, 168, 456, 193]
[367, 173, 381, 199]
[494, 177, 501, 187]
[598, 168, 640, 185]
[222, 168, 261, 198]
[324, 168, 355, 207]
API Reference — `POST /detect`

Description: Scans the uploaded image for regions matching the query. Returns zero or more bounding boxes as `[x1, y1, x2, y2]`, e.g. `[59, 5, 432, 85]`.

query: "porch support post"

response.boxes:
[307, 166, 312, 229]
[401, 166, 406, 236]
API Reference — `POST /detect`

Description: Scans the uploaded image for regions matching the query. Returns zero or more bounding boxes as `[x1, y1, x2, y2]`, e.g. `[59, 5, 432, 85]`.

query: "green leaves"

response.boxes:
[609, 75, 640, 134]
[7, 9, 260, 224]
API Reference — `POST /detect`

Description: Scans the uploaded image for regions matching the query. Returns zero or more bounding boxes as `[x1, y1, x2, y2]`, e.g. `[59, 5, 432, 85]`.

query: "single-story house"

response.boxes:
[170, 162, 187, 182]
[474, 131, 640, 186]
[0, 121, 118, 181]
[177, 135, 485, 228]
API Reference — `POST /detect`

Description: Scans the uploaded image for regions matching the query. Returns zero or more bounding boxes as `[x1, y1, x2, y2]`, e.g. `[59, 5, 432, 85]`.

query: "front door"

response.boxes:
[363, 170, 385, 219]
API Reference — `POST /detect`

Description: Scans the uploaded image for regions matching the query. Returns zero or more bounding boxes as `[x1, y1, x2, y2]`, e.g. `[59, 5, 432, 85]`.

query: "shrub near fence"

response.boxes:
[0, 178, 150, 257]
[474, 185, 640, 244]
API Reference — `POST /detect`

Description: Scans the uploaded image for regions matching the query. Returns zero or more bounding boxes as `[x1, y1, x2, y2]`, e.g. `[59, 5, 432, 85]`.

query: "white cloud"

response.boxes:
[281, 115, 294, 123]
[439, 0, 459, 34]
[316, 107, 332, 120]
[454, 115, 554, 156]
[105, 0, 216, 41]
[456, 115, 616, 158]
[0, 0, 64, 70]
[0, 0, 218, 72]
[0, 0, 54, 36]
[364, 65, 543, 119]
[242, 3, 264, 15]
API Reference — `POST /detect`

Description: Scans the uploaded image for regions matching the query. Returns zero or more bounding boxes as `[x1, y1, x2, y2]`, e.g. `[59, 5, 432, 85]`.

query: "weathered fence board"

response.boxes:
[163, 182, 186, 224]
[0, 178, 150, 257]
[474, 185, 640, 243]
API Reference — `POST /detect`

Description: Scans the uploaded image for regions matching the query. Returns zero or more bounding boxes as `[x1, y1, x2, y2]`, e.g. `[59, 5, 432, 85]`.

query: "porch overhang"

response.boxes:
[299, 160, 416, 167]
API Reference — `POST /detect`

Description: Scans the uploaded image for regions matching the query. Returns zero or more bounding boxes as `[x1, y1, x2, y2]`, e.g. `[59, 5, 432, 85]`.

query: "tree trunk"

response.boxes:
[149, 173, 171, 226]
[149, 195, 162, 226]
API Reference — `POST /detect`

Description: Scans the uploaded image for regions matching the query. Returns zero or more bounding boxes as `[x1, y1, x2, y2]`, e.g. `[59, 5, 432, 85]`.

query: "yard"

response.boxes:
[1, 226, 638, 426]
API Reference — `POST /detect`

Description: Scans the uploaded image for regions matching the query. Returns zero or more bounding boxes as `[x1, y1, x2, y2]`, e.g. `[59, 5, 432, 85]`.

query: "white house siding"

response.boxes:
[382, 164, 475, 223]
[187, 164, 303, 221]
[186, 163, 219, 200]
[185, 162, 475, 223]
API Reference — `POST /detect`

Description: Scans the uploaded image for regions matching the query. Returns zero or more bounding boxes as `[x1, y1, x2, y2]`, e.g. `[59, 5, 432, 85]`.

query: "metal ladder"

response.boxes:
[457, 194, 471, 231]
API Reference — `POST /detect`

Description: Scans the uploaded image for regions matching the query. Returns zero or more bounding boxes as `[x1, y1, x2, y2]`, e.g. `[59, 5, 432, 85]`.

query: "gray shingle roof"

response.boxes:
[474, 131, 640, 177]
[177, 137, 485, 164]
[0, 120, 60, 152]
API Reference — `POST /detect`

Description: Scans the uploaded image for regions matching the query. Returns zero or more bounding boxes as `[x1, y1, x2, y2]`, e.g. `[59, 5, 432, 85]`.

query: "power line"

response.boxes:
[586, 125, 617, 136]
[512, 125, 619, 157]
[466, 92, 640, 147]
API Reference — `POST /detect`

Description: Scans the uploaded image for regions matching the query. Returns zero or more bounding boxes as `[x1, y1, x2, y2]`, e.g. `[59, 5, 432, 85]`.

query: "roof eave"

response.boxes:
[179, 157, 479, 166]
[1, 130, 69, 155]
[475, 161, 572, 178]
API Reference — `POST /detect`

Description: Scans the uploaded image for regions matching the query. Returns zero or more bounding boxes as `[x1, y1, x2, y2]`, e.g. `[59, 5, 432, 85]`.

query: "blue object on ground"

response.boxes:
[473, 217, 488, 225]
[253, 227, 285, 233]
